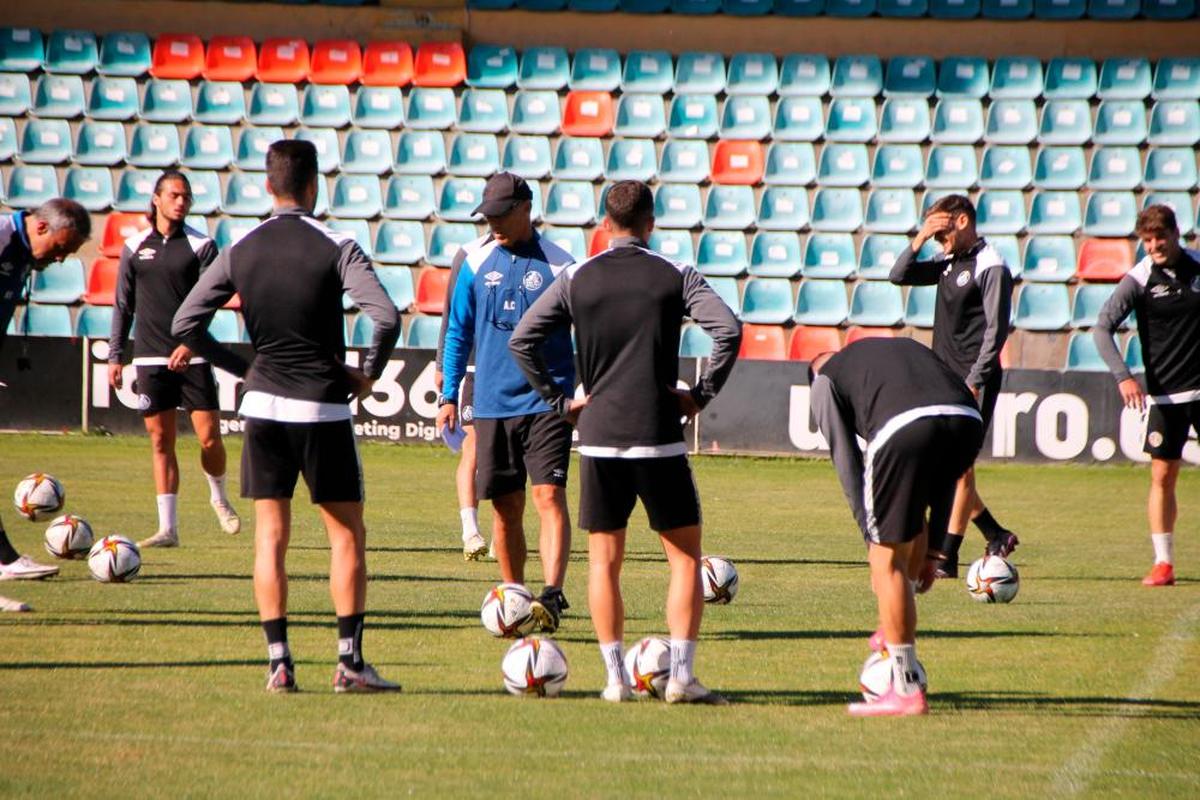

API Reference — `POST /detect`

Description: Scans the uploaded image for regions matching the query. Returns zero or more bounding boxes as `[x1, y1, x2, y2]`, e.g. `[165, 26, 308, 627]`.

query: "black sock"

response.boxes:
[0, 525, 19, 565]
[262, 616, 292, 671]
[942, 533, 964, 564]
[337, 613, 365, 672]
[972, 508, 1005, 541]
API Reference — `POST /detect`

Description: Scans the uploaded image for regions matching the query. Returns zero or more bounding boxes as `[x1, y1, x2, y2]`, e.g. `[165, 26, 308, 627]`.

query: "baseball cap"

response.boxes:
[472, 172, 533, 217]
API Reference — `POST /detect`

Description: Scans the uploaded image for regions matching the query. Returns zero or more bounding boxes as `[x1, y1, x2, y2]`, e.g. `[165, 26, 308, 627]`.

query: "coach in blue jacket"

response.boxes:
[437, 173, 576, 632]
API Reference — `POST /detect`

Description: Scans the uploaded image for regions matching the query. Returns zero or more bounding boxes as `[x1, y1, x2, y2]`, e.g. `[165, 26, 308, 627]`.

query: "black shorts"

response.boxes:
[1145, 401, 1200, 460]
[864, 414, 983, 545]
[976, 370, 1002, 432]
[579, 454, 701, 533]
[459, 372, 475, 428]
[134, 364, 219, 416]
[241, 418, 363, 504]
[474, 411, 572, 499]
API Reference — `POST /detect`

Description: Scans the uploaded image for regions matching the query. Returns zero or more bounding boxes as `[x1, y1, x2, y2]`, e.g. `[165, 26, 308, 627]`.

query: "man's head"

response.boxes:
[473, 172, 533, 248]
[266, 139, 319, 211]
[925, 194, 978, 256]
[149, 170, 192, 228]
[603, 180, 654, 240]
[27, 198, 91, 267]
[1135, 204, 1182, 267]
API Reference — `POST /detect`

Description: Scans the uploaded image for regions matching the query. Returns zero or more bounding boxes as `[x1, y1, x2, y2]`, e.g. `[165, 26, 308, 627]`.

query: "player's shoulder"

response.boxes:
[972, 241, 1011, 278]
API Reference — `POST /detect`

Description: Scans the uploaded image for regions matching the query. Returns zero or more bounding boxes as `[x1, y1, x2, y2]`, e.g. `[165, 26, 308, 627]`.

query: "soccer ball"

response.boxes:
[501, 636, 568, 698]
[13, 473, 65, 521]
[44, 514, 94, 559]
[859, 650, 927, 701]
[624, 636, 671, 699]
[701, 556, 739, 604]
[87, 535, 141, 583]
[480, 582, 537, 638]
[966, 555, 1020, 603]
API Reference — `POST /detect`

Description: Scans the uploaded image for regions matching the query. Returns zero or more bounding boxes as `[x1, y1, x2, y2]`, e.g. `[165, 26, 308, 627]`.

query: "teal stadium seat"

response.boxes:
[31, 258, 85, 304]
[353, 86, 404, 129]
[20, 119, 72, 164]
[45, 30, 98, 75]
[726, 53, 778, 96]
[300, 85, 351, 128]
[405, 316, 442, 350]
[824, 98, 877, 143]
[1093, 100, 1148, 145]
[293, 127, 341, 173]
[930, 0, 981, 16]
[182, 125, 234, 170]
[406, 88, 456, 130]
[0, 27, 43, 72]
[395, 131, 447, 175]
[669, 95, 719, 139]
[763, 142, 816, 185]
[128, 123, 180, 168]
[1022, 235, 1076, 281]
[542, 227, 587, 261]
[740, 278, 793, 324]
[904, 284, 937, 327]
[1035, 0, 1086, 18]
[938, 57, 989, 98]
[864, 188, 918, 233]
[674, 52, 726, 94]
[847, 281, 904, 326]
[448, 133, 500, 177]
[884, 56, 935, 98]
[0, 74, 31, 118]
[605, 138, 658, 182]
[720, 96, 771, 140]
[623, 51, 673, 94]
[511, 91, 561, 135]
[141, 79, 192, 123]
[62, 167, 113, 211]
[1044, 58, 1097, 99]
[18, 304, 72, 337]
[184, 171, 221, 215]
[989, 57, 1043, 99]
[236, 127, 284, 171]
[383, 175, 436, 220]
[654, 184, 703, 228]
[1033, 146, 1087, 190]
[979, 145, 1032, 189]
[98, 32, 151, 77]
[830, 55, 883, 97]
[343, 130, 395, 175]
[696, 230, 749, 276]
[818, 143, 870, 187]
[467, 45, 518, 89]
[648, 229, 695, 263]
[1065, 332, 1107, 371]
[703, 185, 756, 230]
[518, 47, 569, 91]
[1143, 148, 1198, 191]
[570, 48, 621, 91]
[793, 278, 850, 325]
[374, 221, 426, 264]
[932, 99, 984, 144]
[248, 83, 299, 126]
[194, 81, 246, 125]
[1083, 191, 1137, 236]
[1027, 190, 1082, 234]
[614, 94, 666, 139]
[1098, 58, 1151, 100]
[778, 55, 830, 96]
[924, 144, 978, 188]
[1148, 100, 1200, 146]
[976, 190, 1026, 234]
[33, 75, 85, 119]
[553, 137, 604, 181]
[810, 188, 864, 232]
[659, 140, 710, 184]
[858, 233, 909, 278]
[458, 89, 509, 134]
[985, 100, 1038, 144]
[223, 172, 272, 217]
[1152, 59, 1200, 100]
[749, 231, 803, 278]
[774, 97, 825, 142]
[1071, 283, 1118, 328]
[1087, 146, 1141, 191]
[679, 325, 714, 358]
[75, 305, 113, 338]
[427, 223, 479, 267]
[758, 186, 811, 231]
[7, 166, 56, 208]
[706, 277, 742, 316]
[872, 144, 924, 188]
[1039, 100, 1092, 145]
[503, 135, 552, 179]
[544, 180, 596, 226]
[437, 177, 485, 223]
[803, 232, 856, 278]
[878, 98, 932, 143]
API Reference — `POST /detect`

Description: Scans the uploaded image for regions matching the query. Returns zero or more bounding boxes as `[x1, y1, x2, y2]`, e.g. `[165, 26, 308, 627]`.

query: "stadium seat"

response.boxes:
[614, 94, 666, 139]
[7, 165, 57, 208]
[0, 73, 31, 118]
[704, 185, 756, 230]
[1098, 58, 1151, 100]
[605, 138, 658, 182]
[1013, 283, 1070, 330]
[811, 188, 863, 232]
[1070, 283, 1118, 328]
[763, 142, 816, 186]
[1022, 235, 1076, 281]
[552, 137, 604, 181]
[1093, 100, 1148, 145]
[726, 53, 778, 96]
[871, 144, 923, 188]
[257, 38, 310, 83]
[75, 304, 113, 338]
[84, 257, 120, 305]
[100, 213, 148, 257]
[1027, 190, 1081, 234]
[415, 267, 452, 313]
[405, 316, 442, 350]
[740, 278, 793, 324]
[818, 144, 870, 187]
[623, 50, 673, 94]
[748, 231, 803, 278]
[1142, 192, 1195, 235]
[884, 56, 935, 98]
[668, 94, 719, 139]
[1076, 237, 1133, 281]
[1036, 0, 1086, 17]
[221, 172, 269, 217]
[14, 304, 71, 338]
[343, 129, 395, 175]
[1084, 191, 1137, 236]
[793, 278, 849, 325]
[98, 32, 151, 77]
[847, 281, 904, 326]
[543, 180, 596, 226]
[45, 30, 98, 75]
[425, 222, 477, 266]
[800, 232, 855, 278]
[923, 144, 977, 189]
[383, 175, 436, 220]
[988, 56, 1042, 99]
[655, 184, 703, 229]
[864, 189, 918, 233]
[778, 54, 830, 96]
[1033, 146, 1087, 190]
[756, 186, 810, 231]
[696, 231, 749, 276]
[300, 85, 352, 128]
[456, 88, 509, 134]
[1148, 100, 1200, 146]
[739, 323, 788, 360]
[350, 86, 403, 129]
[183, 170, 220, 215]
[0, 27, 42, 73]
[414, 43, 466, 88]
[679, 325, 714, 358]
[1143, 147, 1198, 191]
[773, 97, 825, 142]
[974, 190, 1026, 234]
[711, 141, 764, 186]
[978, 145, 1032, 189]
[562, 91, 614, 137]
[543, 226, 587, 261]
[984, 100, 1038, 144]
[878, 98, 931, 143]
[30, 258, 85, 305]
[293, 127, 341, 173]
[310, 40, 362, 85]
[1044, 58, 1097, 100]
[1124, 334, 1143, 371]
[1039, 100, 1092, 145]
[789, 325, 842, 361]
[248, 83, 299, 126]
[151, 33, 203, 80]
[570, 48, 621, 91]
[19, 119, 71, 165]
[236, 127, 283, 171]
[204, 36, 256, 82]
[831, 55, 883, 97]
[931, 99, 984, 144]
[517, 47, 569, 91]
[674, 52, 726, 94]
[503, 135, 553, 180]
[1064, 331, 1106, 371]
[826, 98, 878, 143]
[648, 229, 695, 263]
[213, 217, 259, 250]
[1152, 58, 1200, 100]
[33, 75, 85, 119]
[138, 79, 190, 123]
[938, 56, 989, 98]
[1087, 146, 1141, 191]
[435, 177, 484, 222]
[510, 90, 561, 135]
[194, 80, 246, 124]
[720, 96, 771, 140]
[403, 88, 454, 130]
[659, 140, 710, 184]
[362, 41, 413, 87]
[395, 131, 448, 176]
[128, 123, 180, 168]
[374, 220, 427, 265]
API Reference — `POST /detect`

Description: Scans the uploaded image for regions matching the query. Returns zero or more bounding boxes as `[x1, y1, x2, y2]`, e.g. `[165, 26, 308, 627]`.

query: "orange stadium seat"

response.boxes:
[1076, 238, 1134, 281]
[258, 38, 311, 84]
[711, 140, 765, 185]
[589, 226, 611, 256]
[150, 33, 204, 80]
[844, 326, 897, 344]
[413, 42, 466, 87]
[562, 91, 614, 137]
[789, 325, 842, 361]
[362, 41, 414, 86]
[415, 267, 451, 314]
[84, 258, 120, 306]
[311, 40, 362, 85]
[101, 213, 149, 257]
[738, 323, 788, 361]
[204, 36, 257, 82]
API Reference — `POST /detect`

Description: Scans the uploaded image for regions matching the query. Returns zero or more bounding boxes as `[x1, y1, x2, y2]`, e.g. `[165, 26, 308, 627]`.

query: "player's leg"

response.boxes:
[140, 408, 181, 548]
[524, 411, 574, 630]
[190, 409, 240, 535]
[1142, 404, 1189, 586]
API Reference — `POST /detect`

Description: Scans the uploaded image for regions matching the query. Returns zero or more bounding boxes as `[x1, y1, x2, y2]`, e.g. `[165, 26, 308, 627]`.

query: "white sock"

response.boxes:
[460, 507, 479, 539]
[205, 472, 229, 505]
[887, 642, 921, 696]
[669, 639, 696, 684]
[156, 494, 177, 534]
[599, 641, 625, 686]
[1151, 533, 1174, 565]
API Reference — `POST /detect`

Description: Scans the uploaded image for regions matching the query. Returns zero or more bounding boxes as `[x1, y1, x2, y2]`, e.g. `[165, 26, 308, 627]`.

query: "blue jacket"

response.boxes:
[0, 212, 33, 348]
[441, 232, 575, 418]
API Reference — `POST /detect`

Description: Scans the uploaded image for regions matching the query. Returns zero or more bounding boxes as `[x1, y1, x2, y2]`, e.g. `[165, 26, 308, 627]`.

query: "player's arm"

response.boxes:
[810, 375, 869, 536]
[965, 264, 1013, 391]
[170, 250, 250, 377]
[509, 272, 574, 417]
[1092, 275, 1143, 409]
[107, 245, 136, 387]
[681, 266, 742, 408]
[337, 240, 400, 381]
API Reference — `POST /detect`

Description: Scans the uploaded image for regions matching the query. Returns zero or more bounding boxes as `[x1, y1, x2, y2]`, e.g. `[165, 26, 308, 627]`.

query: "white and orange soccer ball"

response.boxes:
[966, 555, 1020, 603]
[87, 535, 141, 583]
[13, 473, 65, 521]
[701, 556, 739, 604]
[44, 514, 94, 559]
[859, 650, 928, 702]
[480, 582, 537, 638]
[624, 636, 671, 699]
[501, 636, 568, 698]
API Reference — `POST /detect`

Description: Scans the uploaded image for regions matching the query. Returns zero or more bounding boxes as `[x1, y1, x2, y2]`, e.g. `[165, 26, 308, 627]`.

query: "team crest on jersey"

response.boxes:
[483, 270, 503, 288]
[956, 270, 971, 287]
[137, 247, 156, 261]
[522, 271, 543, 291]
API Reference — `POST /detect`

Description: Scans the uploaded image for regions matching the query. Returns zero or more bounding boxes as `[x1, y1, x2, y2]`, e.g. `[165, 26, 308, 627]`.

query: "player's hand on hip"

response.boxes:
[670, 386, 701, 421]
[565, 395, 590, 426]
[343, 364, 374, 400]
[167, 344, 193, 372]
[436, 401, 458, 434]
[1118, 377, 1146, 412]
[107, 362, 123, 390]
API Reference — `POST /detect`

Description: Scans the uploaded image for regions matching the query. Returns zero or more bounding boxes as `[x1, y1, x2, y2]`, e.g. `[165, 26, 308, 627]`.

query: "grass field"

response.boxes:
[1, 433, 1198, 798]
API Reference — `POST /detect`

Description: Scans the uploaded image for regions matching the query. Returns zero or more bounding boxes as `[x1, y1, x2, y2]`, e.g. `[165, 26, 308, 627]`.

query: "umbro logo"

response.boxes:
[483, 270, 503, 288]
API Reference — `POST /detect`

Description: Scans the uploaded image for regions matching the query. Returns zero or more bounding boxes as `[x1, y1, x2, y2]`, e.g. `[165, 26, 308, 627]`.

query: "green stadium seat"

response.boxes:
[659, 140, 710, 184]
[1143, 147, 1198, 191]
[720, 96, 771, 140]
[1152, 58, 1200, 100]
[543, 180, 596, 226]
[779, 54, 830, 96]
[1071, 283, 1119, 328]
[300, 85, 351, 128]
[30, 257, 85, 304]
[427, 223, 479, 266]
[405, 316, 443, 350]
[648, 229, 695, 263]
[502, 135, 552, 179]
[932, 99, 984, 143]
[830, 55, 883, 97]
[511, 90, 560, 135]
[407, 88, 456, 130]
[803, 232, 856, 277]
[1148, 100, 1200, 146]
[858, 233, 909, 278]
[793, 279, 849, 325]
[0, 27, 43, 72]
[140, 79, 191, 123]
[45, 30, 98, 75]
[383, 175, 436, 220]
[674, 52, 726, 94]
[128, 123, 180, 168]
[543, 226, 587, 261]
[1065, 331, 1107, 371]
[248, 83, 299, 126]
[1098, 58, 1151, 100]
[884, 56, 935, 98]
[614, 94, 666, 139]
[7, 166, 56, 208]
[457, 88, 509, 134]
[1027, 190, 1081, 234]
[1093, 100, 1148, 145]
[824, 98, 877, 143]
[904, 284, 937, 327]
[749, 231, 803, 278]
[976, 190, 1026, 234]
[704, 185, 756, 230]
[811, 188, 863, 232]
[605, 138, 657, 182]
[623, 50, 673, 94]
[726, 53, 778, 96]
[194, 80, 246, 125]
[235, 127, 283, 171]
[184, 170, 221, 215]
[1088, 146, 1142, 191]
[467, 45, 517, 89]
[1044, 58, 1097, 99]
[1038, 100, 1091, 145]
[570, 48, 621, 91]
[739, 278, 793, 324]
[872, 144, 924, 188]
[758, 186, 811, 230]
[669, 94, 719, 139]
[979, 145, 1032, 189]
[292, 127, 341, 173]
[1033, 146, 1087, 190]
[75, 304, 113, 338]
[774, 97, 825, 142]
[374, 220, 426, 264]
[552, 137, 604, 181]
[763, 142, 816, 186]
[1124, 334, 1143, 371]
[223, 171, 271, 217]
[395, 131, 447, 175]
[1035, 0, 1086, 17]
[924, 144, 978, 189]
[436, 177, 484, 222]
[33, 75, 85, 119]
[878, 97, 931, 143]
[1022, 235, 1076, 281]
[518, 47, 570, 91]
[1083, 191, 1137, 236]
[696, 230, 749, 276]
[679, 325, 714, 358]
[19, 119, 71, 164]
[1014, 283, 1070, 330]
[343, 129, 395, 175]
[864, 188, 918, 233]
[847, 281, 904, 326]
[983, 0, 1034, 17]
[818, 143, 870, 187]
[353, 86, 404, 129]
[989, 56, 1042, 99]
[938, 56, 989, 98]
[98, 32, 151, 77]
[655, 184, 703, 229]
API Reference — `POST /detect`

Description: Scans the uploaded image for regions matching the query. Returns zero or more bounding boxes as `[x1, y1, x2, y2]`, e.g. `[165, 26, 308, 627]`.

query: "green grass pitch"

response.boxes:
[1, 433, 1198, 797]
